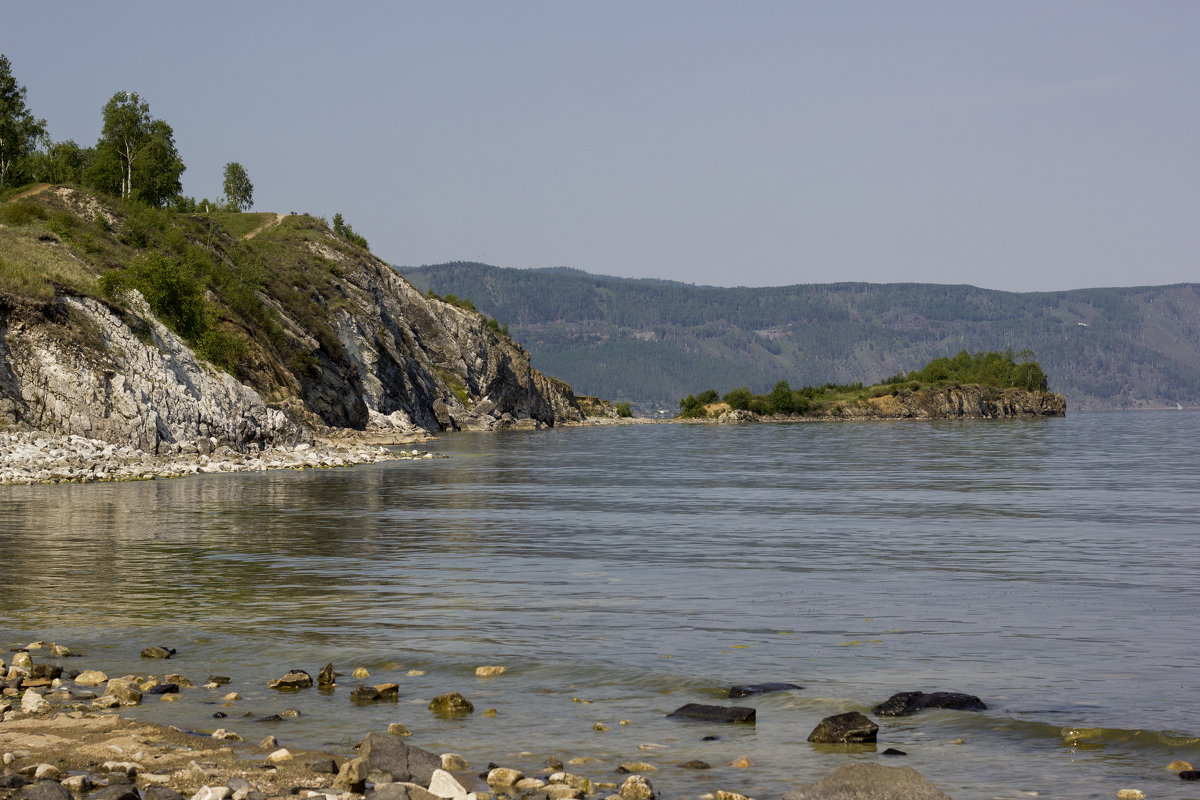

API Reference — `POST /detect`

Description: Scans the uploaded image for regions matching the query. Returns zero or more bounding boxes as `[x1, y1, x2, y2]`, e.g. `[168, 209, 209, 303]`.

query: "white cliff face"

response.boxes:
[0, 293, 299, 452]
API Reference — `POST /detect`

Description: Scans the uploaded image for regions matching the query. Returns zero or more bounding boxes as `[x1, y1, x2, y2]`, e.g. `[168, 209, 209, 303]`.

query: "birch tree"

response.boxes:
[222, 161, 253, 211]
[99, 91, 151, 199]
[0, 55, 47, 187]
[92, 91, 184, 205]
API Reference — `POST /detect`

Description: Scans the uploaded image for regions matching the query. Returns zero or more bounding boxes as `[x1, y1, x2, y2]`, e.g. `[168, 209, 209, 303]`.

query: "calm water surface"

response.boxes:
[3, 411, 1199, 799]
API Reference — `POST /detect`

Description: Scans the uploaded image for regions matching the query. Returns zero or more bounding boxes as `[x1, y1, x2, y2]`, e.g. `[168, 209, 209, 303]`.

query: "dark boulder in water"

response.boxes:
[872, 691, 986, 717]
[807, 711, 879, 744]
[139, 646, 175, 659]
[666, 703, 756, 723]
[729, 682, 802, 698]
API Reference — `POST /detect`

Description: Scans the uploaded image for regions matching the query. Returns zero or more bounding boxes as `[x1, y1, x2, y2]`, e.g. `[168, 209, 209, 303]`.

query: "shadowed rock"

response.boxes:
[807, 711, 879, 743]
[871, 691, 986, 717]
[360, 731, 441, 785]
[140, 646, 174, 659]
[666, 703, 756, 723]
[783, 763, 953, 800]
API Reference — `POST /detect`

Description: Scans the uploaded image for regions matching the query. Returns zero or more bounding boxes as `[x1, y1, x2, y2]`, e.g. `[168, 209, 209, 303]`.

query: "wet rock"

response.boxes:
[306, 758, 338, 775]
[333, 757, 368, 793]
[29, 665, 62, 681]
[32, 765, 59, 781]
[593, 722, 610, 731]
[146, 683, 179, 695]
[388, 723, 412, 737]
[429, 692, 474, 715]
[89, 785, 142, 800]
[353, 667, 370, 679]
[871, 691, 986, 717]
[728, 682, 802, 698]
[715, 792, 750, 800]
[17, 781, 71, 800]
[678, 761, 710, 770]
[359, 731, 441, 785]
[1167, 760, 1194, 773]
[544, 756, 564, 770]
[75, 670, 109, 686]
[191, 787, 231, 800]
[373, 784, 441, 800]
[12, 652, 33, 670]
[163, 673, 193, 688]
[211, 729, 242, 741]
[783, 764, 952, 800]
[486, 768, 524, 787]
[140, 646, 175, 659]
[318, 663, 336, 687]
[475, 666, 506, 678]
[1180, 771, 1200, 781]
[376, 683, 400, 699]
[351, 686, 381, 703]
[728, 756, 753, 768]
[0, 776, 29, 789]
[267, 670, 312, 690]
[666, 703, 756, 723]
[883, 748, 908, 756]
[549, 772, 591, 790]
[806, 711, 879, 744]
[206, 676, 231, 686]
[544, 785, 585, 800]
[1116, 791, 1143, 800]
[618, 775, 654, 800]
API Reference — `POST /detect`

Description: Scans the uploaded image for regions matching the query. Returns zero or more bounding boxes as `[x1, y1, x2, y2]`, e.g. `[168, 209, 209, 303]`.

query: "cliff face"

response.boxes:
[848, 386, 1067, 419]
[0, 189, 585, 452]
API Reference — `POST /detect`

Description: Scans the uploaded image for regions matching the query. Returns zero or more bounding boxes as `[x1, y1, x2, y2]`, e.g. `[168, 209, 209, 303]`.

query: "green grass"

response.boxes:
[201, 211, 276, 240]
[0, 226, 99, 300]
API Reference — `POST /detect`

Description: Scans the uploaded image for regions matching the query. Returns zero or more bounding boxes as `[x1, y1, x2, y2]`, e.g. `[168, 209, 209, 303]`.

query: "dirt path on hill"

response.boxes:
[7, 183, 51, 201]
[243, 213, 286, 240]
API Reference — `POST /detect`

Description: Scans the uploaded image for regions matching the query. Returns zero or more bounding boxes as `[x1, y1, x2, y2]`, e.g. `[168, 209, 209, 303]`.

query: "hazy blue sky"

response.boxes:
[3, 2, 1197, 292]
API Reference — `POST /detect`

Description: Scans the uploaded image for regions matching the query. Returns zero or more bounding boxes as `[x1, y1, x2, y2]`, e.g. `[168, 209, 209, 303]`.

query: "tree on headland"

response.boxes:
[0, 54, 48, 187]
[222, 161, 253, 211]
[331, 212, 368, 250]
[89, 91, 184, 206]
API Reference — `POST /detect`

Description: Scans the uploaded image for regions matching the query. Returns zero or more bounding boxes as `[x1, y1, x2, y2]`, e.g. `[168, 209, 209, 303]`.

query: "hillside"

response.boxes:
[400, 262, 1200, 411]
[0, 188, 590, 452]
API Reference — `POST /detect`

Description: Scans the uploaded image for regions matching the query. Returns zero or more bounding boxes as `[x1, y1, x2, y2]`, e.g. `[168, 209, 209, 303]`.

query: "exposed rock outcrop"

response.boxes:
[0, 190, 589, 452]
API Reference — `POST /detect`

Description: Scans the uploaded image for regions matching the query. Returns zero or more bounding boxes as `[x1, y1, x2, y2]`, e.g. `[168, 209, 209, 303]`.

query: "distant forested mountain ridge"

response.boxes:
[399, 262, 1200, 411]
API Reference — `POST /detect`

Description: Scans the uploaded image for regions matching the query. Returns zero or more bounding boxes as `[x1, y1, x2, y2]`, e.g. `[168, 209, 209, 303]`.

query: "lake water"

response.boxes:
[3, 411, 1199, 799]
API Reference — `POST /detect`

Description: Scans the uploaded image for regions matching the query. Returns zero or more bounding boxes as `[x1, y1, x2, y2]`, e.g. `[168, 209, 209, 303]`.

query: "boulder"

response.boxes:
[485, 768, 524, 787]
[871, 691, 986, 717]
[17, 781, 70, 800]
[21, 690, 50, 714]
[729, 682, 802, 698]
[440, 754, 469, 772]
[807, 711, 879, 743]
[351, 686, 381, 703]
[782, 764, 952, 800]
[474, 666, 506, 678]
[376, 683, 400, 699]
[103, 678, 143, 705]
[429, 692, 474, 715]
[267, 670, 312, 690]
[428, 769, 472, 799]
[666, 703, 755, 723]
[29, 664, 62, 681]
[359, 731, 441, 785]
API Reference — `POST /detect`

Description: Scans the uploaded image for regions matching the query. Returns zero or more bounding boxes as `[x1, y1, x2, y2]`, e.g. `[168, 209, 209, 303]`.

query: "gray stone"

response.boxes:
[807, 711, 879, 744]
[618, 775, 654, 800]
[359, 731, 441, 786]
[318, 663, 335, 687]
[782, 764, 953, 800]
[333, 757, 368, 793]
[666, 703, 755, 723]
[139, 646, 174, 659]
[267, 670, 312, 690]
[103, 679, 142, 705]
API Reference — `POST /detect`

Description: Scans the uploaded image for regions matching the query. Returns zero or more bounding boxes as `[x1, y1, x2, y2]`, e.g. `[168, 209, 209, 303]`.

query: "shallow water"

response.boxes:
[3, 411, 1199, 799]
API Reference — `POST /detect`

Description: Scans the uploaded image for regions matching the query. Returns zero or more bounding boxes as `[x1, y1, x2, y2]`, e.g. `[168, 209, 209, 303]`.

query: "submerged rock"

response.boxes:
[871, 691, 986, 717]
[666, 703, 756, 723]
[807, 711, 879, 744]
[140, 646, 175, 659]
[728, 682, 802, 698]
[783, 764, 952, 800]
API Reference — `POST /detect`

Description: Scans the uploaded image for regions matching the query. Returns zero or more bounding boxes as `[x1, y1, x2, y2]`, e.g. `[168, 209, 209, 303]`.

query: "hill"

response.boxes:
[399, 262, 1200, 411]
[0, 188, 589, 452]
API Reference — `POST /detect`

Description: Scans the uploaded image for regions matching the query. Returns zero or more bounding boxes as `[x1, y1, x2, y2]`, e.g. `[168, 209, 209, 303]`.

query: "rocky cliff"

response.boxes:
[0, 188, 588, 453]
[713, 385, 1066, 422]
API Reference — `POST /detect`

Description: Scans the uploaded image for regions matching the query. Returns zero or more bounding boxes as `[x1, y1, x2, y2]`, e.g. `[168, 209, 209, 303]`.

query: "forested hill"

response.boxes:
[399, 262, 1200, 411]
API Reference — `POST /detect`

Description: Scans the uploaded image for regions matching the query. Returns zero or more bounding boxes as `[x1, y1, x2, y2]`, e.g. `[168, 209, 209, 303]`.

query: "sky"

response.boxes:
[2, 1, 1197, 293]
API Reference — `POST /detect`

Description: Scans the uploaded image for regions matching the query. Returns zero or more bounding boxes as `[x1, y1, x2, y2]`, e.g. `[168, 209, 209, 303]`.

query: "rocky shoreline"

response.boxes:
[0, 645, 977, 800]
[0, 432, 436, 487]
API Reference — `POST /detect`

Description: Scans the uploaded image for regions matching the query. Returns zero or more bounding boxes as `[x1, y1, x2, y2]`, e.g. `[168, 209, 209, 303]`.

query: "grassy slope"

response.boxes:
[400, 262, 1200, 410]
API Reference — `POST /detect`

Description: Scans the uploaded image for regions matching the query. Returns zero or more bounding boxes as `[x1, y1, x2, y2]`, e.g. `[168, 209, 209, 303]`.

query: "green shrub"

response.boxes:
[615, 401, 633, 418]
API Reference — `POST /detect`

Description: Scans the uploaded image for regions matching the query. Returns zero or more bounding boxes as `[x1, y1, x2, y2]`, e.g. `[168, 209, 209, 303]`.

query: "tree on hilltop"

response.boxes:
[0, 54, 48, 187]
[222, 161, 253, 211]
[88, 91, 184, 206]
